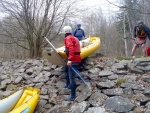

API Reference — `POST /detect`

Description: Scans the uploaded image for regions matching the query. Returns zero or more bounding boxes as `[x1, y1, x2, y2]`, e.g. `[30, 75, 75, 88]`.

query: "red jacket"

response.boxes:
[64, 35, 81, 62]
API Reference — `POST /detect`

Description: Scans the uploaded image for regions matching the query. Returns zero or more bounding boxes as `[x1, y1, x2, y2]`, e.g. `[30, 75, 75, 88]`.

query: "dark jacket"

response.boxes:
[133, 25, 150, 39]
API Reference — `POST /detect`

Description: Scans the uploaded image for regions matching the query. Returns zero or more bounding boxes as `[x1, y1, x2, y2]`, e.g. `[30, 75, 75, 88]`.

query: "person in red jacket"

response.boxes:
[63, 26, 81, 101]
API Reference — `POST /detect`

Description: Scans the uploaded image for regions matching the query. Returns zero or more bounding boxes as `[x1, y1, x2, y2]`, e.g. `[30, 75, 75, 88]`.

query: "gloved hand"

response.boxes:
[67, 61, 72, 66]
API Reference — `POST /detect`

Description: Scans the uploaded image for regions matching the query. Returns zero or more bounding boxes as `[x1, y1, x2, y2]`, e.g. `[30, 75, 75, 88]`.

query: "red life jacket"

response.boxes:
[64, 35, 81, 62]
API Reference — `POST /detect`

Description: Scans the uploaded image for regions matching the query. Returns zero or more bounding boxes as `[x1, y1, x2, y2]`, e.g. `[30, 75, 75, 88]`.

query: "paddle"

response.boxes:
[43, 36, 90, 87]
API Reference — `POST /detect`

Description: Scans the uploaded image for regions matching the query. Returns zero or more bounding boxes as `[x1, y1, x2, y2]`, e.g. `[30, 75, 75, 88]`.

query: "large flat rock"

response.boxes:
[104, 96, 135, 112]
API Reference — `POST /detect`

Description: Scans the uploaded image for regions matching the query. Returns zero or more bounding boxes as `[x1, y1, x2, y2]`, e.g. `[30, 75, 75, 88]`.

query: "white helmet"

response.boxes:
[63, 26, 72, 34]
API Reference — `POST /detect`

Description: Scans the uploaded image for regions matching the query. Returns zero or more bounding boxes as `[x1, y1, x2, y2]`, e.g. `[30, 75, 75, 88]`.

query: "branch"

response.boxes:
[106, 0, 150, 15]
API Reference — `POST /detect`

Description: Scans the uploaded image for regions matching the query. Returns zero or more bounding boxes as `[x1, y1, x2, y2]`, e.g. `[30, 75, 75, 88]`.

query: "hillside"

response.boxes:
[0, 57, 150, 113]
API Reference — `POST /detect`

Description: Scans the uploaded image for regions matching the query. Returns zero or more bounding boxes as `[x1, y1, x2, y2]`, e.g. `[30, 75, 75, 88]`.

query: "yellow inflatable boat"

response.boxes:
[0, 87, 40, 113]
[43, 36, 100, 66]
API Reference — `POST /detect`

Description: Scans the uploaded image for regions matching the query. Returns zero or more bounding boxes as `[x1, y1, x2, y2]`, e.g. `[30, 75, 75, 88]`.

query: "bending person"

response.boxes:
[131, 20, 150, 57]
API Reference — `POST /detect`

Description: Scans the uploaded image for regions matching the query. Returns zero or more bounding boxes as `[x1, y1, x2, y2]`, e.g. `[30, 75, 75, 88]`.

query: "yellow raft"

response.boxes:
[43, 36, 100, 66]
[0, 87, 40, 113]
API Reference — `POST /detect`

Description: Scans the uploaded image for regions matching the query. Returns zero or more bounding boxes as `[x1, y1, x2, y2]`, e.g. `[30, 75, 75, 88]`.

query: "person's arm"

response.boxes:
[145, 26, 150, 40]
[133, 26, 137, 39]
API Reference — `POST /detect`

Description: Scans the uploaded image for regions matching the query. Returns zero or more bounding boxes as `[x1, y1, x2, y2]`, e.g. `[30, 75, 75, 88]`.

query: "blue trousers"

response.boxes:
[64, 62, 79, 98]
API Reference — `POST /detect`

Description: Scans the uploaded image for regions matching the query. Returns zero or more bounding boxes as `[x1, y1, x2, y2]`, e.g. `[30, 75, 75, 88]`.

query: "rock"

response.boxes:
[107, 74, 118, 80]
[36, 106, 45, 113]
[43, 66, 51, 71]
[121, 83, 142, 90]
[35, 83, 44, 88]
[99, 70, 113, 77]
[113, 70, 127, 75]
[144, 88, 150, 97]
[26, 68, 34, 75]
[33, 73, 44, 82]
[1, 75, 8, 79]
[125, 75, 137, 83]
[43, 72, 51, 77]
[1, 90, 13, 97]
[89, 91, 108, 107]
[0, 91, 3, 99]
[2, 61, 9, 66]
[89, 91, 108, 101]
[89, 68, 100, 74]
[106, 60, 117, 67]
[111, 62, 127, 70]
[41, 88, 48, 95]
[136, 65, 150, 71]
[56, 81, 64, 88]
[58, 88, 70, 95]
[87, 74, 99, 80]
[15, 76, 23, 83]
[89, 101, 103, 107]
[0, 84, 6, 91]
[51, 65, 57, 69]
[76, 87, 92, 103]
[136, 62, 148, 66]
[134, 57, 150, 62]
[33, 60, 41, 66]
[129, 67, 144, 74]
[135, 93, 150, 105]
[98, 81, 115, 88]
[40, 95, 49, 100]
[55, 66, 63, 72]
[1, 79, 11, 85]
[51, 71, 62, 76]
[123, 88, 133, 98]
[71, 101, 89, 113]
[145, 109, 150, 113]
[146, 102, 150, 108]
[18, 68, 25, 73]
[142, 76, 150, 83]
[39, 99, 48, 107]
[21, 74, 30, 80]
[44, 104, 53, 109]
[103, 88, 123, 96]
[85, 107, 107, 113]
[95, 64, 104, 70]
[104, 96, 135, 112]
[25, 60, 33, 64]
[46, 105, 69, 113]
[7, 84, 16, 90]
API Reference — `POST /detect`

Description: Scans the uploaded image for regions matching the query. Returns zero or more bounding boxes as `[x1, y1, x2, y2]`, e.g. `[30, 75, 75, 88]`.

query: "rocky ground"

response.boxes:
[0, 57, 150, 113]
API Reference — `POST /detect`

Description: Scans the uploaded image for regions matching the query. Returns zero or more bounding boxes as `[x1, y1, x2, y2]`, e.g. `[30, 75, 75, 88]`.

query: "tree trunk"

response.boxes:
[123, 12, 128, 57]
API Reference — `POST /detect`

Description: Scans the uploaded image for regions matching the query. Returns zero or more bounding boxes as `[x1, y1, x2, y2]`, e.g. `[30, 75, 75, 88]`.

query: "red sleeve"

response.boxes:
[65, 37, 74, 61]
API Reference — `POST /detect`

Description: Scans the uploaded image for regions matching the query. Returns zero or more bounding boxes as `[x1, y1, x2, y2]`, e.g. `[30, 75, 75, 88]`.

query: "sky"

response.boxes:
[69, 0, 120, 25]
[0, 0, 119, 20]
[79, 0, 119, 14]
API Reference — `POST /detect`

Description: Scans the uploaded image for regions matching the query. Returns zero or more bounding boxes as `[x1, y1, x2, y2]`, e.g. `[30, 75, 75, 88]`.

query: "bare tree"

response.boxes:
[0, 0, 77, 58]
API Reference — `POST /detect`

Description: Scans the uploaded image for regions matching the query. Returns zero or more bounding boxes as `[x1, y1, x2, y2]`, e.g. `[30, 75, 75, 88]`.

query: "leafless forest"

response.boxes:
[0, 0, 150, 59]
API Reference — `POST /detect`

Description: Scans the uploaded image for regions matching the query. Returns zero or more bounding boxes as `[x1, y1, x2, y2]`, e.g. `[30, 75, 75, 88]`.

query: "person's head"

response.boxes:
[76, 24, 81, 29]
[137, 20, 144, 28]
[63, 26, 72, 34]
